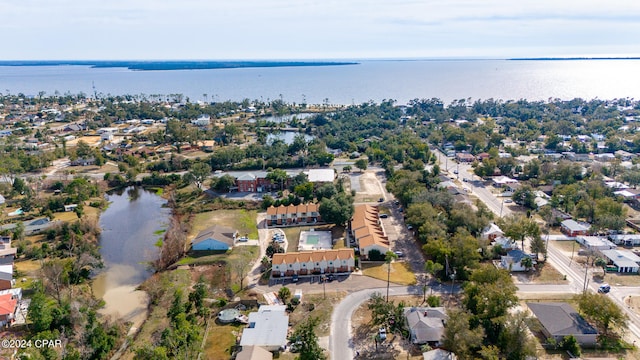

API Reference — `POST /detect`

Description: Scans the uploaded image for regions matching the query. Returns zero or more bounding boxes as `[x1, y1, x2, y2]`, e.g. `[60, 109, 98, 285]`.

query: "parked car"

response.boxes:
[380, 214, 388, 219]
[292, 274, 299, 283]
[406, 224, 413, 230]
[327, 274, 335, 282]
[598, 284, 611, 293]
[237, 236, 249, 242]
[378, 197, 384, 202]
[504, 199, 513, 203]
[378, 327, 387, 340]
[394, 251, 404, 258]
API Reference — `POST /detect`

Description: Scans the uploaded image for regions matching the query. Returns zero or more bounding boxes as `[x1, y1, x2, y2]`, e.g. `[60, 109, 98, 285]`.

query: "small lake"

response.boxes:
[92, 187, 170, 329]
[267, 131, 314, 145]
[262, 112, 316, 124]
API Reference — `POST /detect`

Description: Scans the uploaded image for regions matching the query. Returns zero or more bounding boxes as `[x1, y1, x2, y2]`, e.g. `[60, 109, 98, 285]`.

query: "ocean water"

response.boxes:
[1, 59, 640, 105]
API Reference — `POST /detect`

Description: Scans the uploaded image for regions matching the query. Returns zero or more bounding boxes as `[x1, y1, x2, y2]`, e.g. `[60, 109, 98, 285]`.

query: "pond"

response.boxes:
[262, 112, 316, 124]
[266, 131, 314, 145]
[92, 187, 170, 329]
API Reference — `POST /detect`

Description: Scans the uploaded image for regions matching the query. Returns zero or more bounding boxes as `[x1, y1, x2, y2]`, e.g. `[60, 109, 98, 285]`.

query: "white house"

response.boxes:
[609, 234, 640, 246]
[500, 249, 534, 272]
[576, 236, 616, 251]
[482, 223, 504, 241]
[191, 114, 211, 126]
[239, 305, 288, 351]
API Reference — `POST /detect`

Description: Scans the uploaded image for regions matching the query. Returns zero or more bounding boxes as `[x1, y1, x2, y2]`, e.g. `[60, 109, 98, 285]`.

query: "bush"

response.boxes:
[560, 335, 581, 357]
[426, 295, 441, 307]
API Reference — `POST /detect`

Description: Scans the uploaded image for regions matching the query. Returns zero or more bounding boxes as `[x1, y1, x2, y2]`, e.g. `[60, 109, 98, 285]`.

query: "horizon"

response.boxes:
[2, 1, 639, 60]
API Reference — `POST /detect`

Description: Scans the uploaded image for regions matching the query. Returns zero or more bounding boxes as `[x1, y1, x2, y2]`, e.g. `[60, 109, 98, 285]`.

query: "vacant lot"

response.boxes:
[362, 261, 417, 286]
[191, 209, 258, 239]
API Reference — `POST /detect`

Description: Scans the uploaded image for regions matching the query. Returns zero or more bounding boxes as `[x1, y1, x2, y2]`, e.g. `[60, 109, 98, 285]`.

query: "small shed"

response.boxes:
[191, 225, 237, 251]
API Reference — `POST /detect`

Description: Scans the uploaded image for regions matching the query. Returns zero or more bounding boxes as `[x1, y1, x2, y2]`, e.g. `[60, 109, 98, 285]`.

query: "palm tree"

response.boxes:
[520, 256, 534, 271]
[278, 286, 291, 303]
[385, 251, 398, 302]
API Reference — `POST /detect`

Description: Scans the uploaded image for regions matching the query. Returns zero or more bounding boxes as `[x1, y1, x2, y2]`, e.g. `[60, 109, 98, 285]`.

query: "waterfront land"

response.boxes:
[2, 94, 640, 359]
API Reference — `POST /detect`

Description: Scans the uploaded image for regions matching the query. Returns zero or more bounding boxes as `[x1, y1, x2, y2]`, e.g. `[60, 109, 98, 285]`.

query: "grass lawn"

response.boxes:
[203, 322, 243, 360]
[288, 291, 347, 337]
[550, 240, 581, 253]
[191, 210, 258, 239]
[362, 261, 417, 285]
[532, 262, 567, 284]
[597, 272, 640, 286]
[177, 246, 258, 267]
[282, 226, 303, 253]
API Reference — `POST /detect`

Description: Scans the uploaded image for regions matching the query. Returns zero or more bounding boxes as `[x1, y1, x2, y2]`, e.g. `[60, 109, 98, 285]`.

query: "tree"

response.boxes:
[267, 168, 289, 190]
[575, 292, 628, 336]
[315, 183, 337, 201]
[288, 317, 326, 360]
[499, 312, 537, 360]
[425, 260, 444, 280]
[529, 235, 547, 262]
[294, 182, 314, 202]
[385, 251, 398, 302]
[318, 192, 354, 226]
[211, 174, 235, 192]
[595, 257, 608, 279]
[559, 335, 581, 357]
[28, 290, 53, 333]
[354, 158, 368, 172]
[512, 185, 536, 209]
[188, 162, 211, 189]
[278, 286, 291, 303]
[501, 215, 540, 253]
[520, 256, 533, 271]
[441, 309, 484, 360]
[343, 165, 352, 173]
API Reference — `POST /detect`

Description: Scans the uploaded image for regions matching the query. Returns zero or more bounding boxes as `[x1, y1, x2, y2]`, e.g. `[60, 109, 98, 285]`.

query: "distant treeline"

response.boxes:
[0, 60, 358, 71]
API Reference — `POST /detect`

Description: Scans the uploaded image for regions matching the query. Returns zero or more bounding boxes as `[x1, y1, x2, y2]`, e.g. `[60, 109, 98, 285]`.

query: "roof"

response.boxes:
[240, 305, 288, 348]
[0, 264, 12, 281]
[527, 302, 597, 337]
[191, 225, 237, 246]
[505, 249, 529, 263]
[482, 223, 503, 236]
[272, 249, 354, 265]
[422, 349, 457, 360]
[404, 307, 447, 343]
[601, 249, 640, 268]
[0, 293, 17, 316]
[492, 176, 518, 185]
[351, 205, 389, 251]
[237, 173, 257, 181]
[305, 169, 335, 183]
[561, 219, 590, 232]
[236, 346, 273, 360]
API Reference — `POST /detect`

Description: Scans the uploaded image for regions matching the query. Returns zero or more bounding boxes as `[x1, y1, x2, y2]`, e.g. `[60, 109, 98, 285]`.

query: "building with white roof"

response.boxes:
[305, 168, 336, 183]
[240, 305, 289, 351]
[600, 249, 640, 273]
[576, 236, 616, 251]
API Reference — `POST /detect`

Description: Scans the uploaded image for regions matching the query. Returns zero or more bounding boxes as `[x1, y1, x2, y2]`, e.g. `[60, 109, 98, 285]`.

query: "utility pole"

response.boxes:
[447, 271, 456, 307]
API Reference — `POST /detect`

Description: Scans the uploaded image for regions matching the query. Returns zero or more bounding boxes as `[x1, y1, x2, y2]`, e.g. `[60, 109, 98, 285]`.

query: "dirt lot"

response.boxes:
[354, 170, 384, 202]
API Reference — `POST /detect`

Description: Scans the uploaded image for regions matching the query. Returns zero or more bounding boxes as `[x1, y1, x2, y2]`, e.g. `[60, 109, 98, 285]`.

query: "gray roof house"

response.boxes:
[600, 249, 640, 273]
[404, 307, 447, 344]
[236, 346, 273, 360]
[191, 225, 237, 251]
[527, 302, 598, 345]
[240, 305, 289, 351]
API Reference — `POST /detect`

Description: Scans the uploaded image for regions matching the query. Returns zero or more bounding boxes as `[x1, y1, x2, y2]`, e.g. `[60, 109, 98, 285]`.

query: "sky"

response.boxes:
[2, 0, 640, 60]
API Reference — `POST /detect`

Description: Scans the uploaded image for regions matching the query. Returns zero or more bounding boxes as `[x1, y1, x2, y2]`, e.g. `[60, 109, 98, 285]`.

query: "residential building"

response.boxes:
[0, 293, 17, 327]
[191, 225, 238, 251]
[266, 204, 321, 226]
[576, 236, 616, 251]
[70, 158, 96, 166]
[491, 236, 518, 251]
[271, 249, 355, 277]
[404, 307, 447, 345]
[239, 305, 289, 351]
[609, 234, 640, 246]
[455, 153, 475, 163]
[305, 168, 336, 183]
[600, 249, 640, 273]
[350, 205, 389, 259]
[422, 349, 457, 360]
[0, 235, 16, 265]
[236, 346, 273, 360]
[500, 249, 534, 272]
[481, 223, 504, 241]
[0, 264, 13, 290]
[560, 220, 590, 237]
[527, 302, 598, 346]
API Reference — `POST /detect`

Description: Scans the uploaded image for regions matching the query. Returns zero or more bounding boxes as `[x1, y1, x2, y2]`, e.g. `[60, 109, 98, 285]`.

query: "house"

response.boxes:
[271, 249, 355, 277]
[600, 249, 640, 273]
[191, 114, 211, 126]
[527, 302, 598, 345]
[0, 264, 13, 290]
[0, 235, 16, 265]
[500, 249, 534, 272]
[70, 158, 96, 166]
[404, 307, 447, 345]
[481, 223, 504, 241]
[350, 205, 389, 259]
[609, 234, 640, 246]
[476, 153, 490, 162]
[491, 236, 518, 251]
[560, 220, 590, 237]
[576, 236, 616, 251]
[266, 204, 321, 226]
[492, 176, 518, 186]
[236, 346, 273, 360]
[422, 349, 457, 360]
[0, 194, 4, 205]
[197, 140, 216, 152]
[191, 225, 238, 251]
[0, 293, 18, 327]
[239, 305, 289, 351]
[455, 153, 475, 163]
[100, 132, 114, 142]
